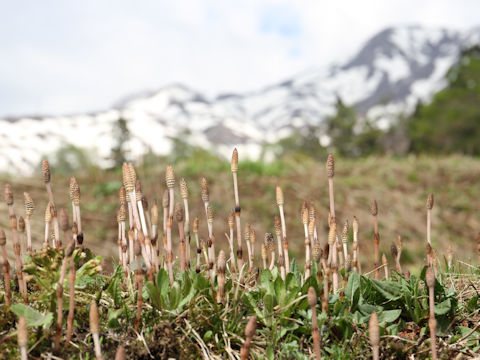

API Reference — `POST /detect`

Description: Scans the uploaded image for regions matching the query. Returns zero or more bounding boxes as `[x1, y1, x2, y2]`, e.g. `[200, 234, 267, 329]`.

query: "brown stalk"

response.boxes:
[389, 243, 400, 274]
[426, 193, 434, 266]
[180, 178, 191, 270]
[249, 227, 256, 271]
[5, 185, 27, 297]
[446, 244, 453, 269]
[120, 185, 134, 264]
[216, 250, 226, 304]
[150, 201, 159, 273]
[231, 148, 244, 272]
[244, 223, 252, 271]
[265, 233, 275, 270]
[426, 267, 438, 360]
[308, 287, 321, 359]
[137, 232, 153, 280]
[50, 203, 61, 249]
[276, 185, 289, 273]
[369, 312, 380, 360]
[135, 180, 152, 262]
[175, 203, 186, 271]
[162, 190, 169, 269]
[54, 283, 64, 352]
[65, 256, 76, 348]
[302, 203, 311, 278]
[336, 239, 344, 269]
[54, 242, 75, 351]
[352, 216, 361, 273]
[329, 221, 338, 293]
[59, 208, 71, 247]
[193, 218, 201, 273]
[274, 216, 286, 280]
[322, 264, 330, 313]
[341, 220, 348, 263]
[71, 224, 78, 251]
[205, 204, 217, 277]
[70, 176, 82, 236]
[326, 154, 335, 220]
[18, 315, 28, 360]
[370, 200, 380, 279]
[309, 201, 318, 243]
[134, 240, 143, 331]
[116, 211, 123, 267]
[165, 165, 175, 284]
[327, 220, 336, 265]
[89, 301, 103, 360]
[0, 229, 10, 306]
[44, 202, 52, 245]
[118, 203, 128, 271]
[200, 238, 209, 273]
[240, 316, 257, 360]
[142, 196, 154, 263]
[42, 159, 55, 204]
[18, 216, 28, 300]
[261, 242, 267, 270]
[23, 192, 34, 255]
[382, 253, 389, 280]
[134, 268, 144, 332]
[227, 211, 236, 273]
[115, 346, 126, 360]
[396, 235, 403, 274]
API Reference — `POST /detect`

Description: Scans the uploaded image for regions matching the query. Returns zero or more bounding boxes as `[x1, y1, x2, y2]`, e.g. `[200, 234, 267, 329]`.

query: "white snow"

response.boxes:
[0, 25, 477, 175]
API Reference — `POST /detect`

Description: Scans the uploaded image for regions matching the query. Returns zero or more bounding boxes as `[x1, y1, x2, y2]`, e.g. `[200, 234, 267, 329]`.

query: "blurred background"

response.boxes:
[0, 0, 479, 271]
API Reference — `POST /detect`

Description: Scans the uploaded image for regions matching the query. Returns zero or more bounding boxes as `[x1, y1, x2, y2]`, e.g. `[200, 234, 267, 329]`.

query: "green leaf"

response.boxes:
[467, 295, 478, 312]
[157, 269, 170, 298]
[266, 346, 275, 360]
[11, 304, 53, 329]
[377, 309, 402, 325]
[369, 279, 403, 301]
[145, 281, 161, 310]
[435, 299, 452, 316]
[107, 308, 123, 328]
[107, 278, 122, 307]
[345, 272, 360, 307]
[203, 330, 213, 341]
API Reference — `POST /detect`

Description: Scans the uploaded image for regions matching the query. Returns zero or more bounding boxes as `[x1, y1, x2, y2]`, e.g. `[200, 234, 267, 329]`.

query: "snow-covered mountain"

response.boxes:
[1, 25, 479, 174]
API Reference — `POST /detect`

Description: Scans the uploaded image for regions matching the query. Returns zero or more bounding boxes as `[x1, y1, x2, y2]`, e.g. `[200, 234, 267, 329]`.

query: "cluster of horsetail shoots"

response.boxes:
[0, 150, 463, 360]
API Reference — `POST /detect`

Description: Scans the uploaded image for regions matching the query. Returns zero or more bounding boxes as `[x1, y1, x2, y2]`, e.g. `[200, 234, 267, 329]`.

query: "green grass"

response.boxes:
[1, 246, 479, 359]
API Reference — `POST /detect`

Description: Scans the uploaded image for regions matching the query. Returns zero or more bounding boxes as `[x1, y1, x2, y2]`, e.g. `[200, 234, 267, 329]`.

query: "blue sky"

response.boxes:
[0, 0, 479, 116]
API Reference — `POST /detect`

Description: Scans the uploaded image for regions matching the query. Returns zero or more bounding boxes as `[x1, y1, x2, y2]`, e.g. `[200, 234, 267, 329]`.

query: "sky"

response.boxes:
[0, 0, 478, 117]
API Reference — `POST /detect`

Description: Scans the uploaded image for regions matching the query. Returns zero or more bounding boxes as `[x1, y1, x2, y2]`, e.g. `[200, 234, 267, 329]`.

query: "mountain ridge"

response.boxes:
[1, 24, 478, 174]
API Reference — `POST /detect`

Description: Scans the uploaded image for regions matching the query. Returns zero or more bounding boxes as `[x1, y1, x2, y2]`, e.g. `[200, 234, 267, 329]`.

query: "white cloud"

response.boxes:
[0, 0, 478, 116]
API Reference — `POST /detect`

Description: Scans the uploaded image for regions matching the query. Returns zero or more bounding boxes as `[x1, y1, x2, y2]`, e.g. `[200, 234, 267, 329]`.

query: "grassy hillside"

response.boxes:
[1, 154, 479, 274]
